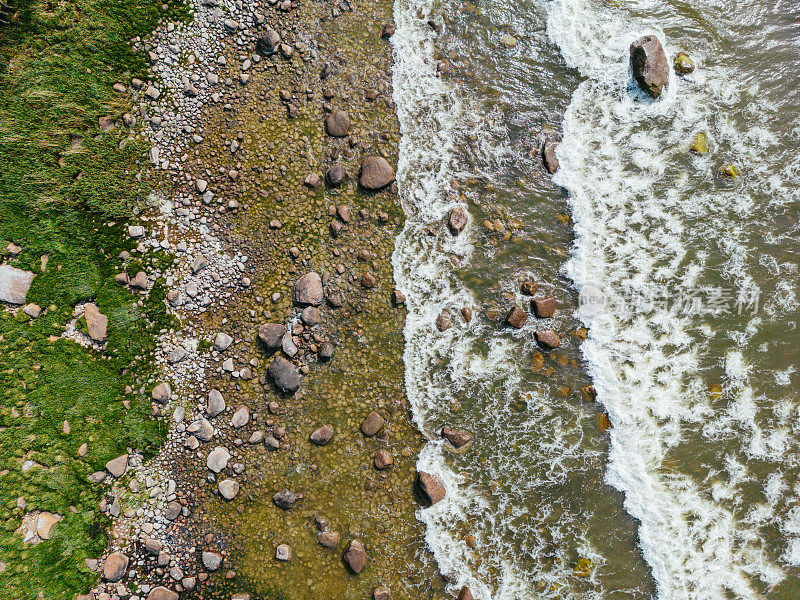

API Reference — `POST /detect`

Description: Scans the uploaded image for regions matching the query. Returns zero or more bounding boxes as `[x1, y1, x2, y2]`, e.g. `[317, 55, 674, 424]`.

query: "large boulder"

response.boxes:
[293, 272, 324, 306]
[0, 265, 34, 305]
[268, 356, 301, 393]
[359, 156, 395, 190]
[630, 35, 669, 99]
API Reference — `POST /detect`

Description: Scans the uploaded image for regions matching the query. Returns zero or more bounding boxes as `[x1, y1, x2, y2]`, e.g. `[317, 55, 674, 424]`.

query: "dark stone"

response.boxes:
[359, 156, 395, 190]
[630, 35, 669, 99]
[531, 296, 556, 318]
[326, 164, 347, 187]
[256, 28, 281, 55]
[258, 323, 286, 349]
[505, 307, 528, 328]
[535, 329, 561, 349]
[435, 310, 452, 332]
[268, 356, 300, 393]
[542, 140, 559, 174]
[441, 426, 473, 448]
[520, 280, 538, 296]
[343, 539, 367, 574]
[416, 472, 445, 506]
[318, 342, 335, 361]
[273, 490, 299, 510]
[392, 290, 406, 305]
[380, 23, 395, 38]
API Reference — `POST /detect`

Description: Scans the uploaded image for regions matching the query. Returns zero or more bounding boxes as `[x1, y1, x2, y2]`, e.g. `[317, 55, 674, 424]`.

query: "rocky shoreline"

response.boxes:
[82, 0, 447, 598]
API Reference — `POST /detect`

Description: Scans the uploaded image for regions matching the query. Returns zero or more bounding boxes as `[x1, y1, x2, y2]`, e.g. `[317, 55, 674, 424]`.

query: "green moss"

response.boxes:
[0, 0, 188, 598]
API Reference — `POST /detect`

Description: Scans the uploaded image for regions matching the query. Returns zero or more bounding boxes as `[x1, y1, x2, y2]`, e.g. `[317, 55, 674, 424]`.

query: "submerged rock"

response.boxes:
[441, 426, 473, 448]
[268, 356, 301, 393]
[630, 35, 669, 99]
[361, 411, 385, 436]
[720, 163, 739, 177]
[343, 539, 367, 573]
[310, 424, 334, 445]
[674, 51, 695, 75]
[293, 272, 324, 306]
[690, 132, 708, 154]
[448, 206, 468, 234]
[273, 490, 299, 510]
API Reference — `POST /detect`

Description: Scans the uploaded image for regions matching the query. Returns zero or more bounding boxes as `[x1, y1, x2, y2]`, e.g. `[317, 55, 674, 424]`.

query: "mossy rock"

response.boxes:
[674, 51, 695, 75]
[690, 132, 708, 154]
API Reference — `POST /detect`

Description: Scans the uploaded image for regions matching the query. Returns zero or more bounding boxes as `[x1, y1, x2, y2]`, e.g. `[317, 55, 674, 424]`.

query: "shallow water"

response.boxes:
[392, 0, 800, 598]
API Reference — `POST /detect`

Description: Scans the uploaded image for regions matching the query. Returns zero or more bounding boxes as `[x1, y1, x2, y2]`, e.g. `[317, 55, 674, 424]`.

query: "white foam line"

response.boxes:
[547, 0, 790, 597]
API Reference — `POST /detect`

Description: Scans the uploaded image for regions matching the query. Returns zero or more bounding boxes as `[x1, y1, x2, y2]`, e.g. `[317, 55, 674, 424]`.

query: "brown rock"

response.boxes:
[359, 156, 395, 190]
[361, 411, 385, 436]
[103, 552, 129, 582]
[373, 586, 392, 600]
[380, 23, 395, 38]
[361, 273, 376, 288]
[520, 280, 538, 296]
[535, 329, 561, 349]
[542, 140, 559, 174]
[318, 531, 340, 548]
[374, 450, 393, 470]
[310, 424, 334, 445]
[293, 272, 324, 306]
[457, 587, 474, 600]
[435, 310, 452, 332]
[105, 454, 128, 477]
[441, 426, 473, 448]
[147, 587, 178, 600]
[531, 296, 556, 318]
[84, 303, 108, 342]
[461, 307, 472, 322]
[505, 307, 528, 328]
[630, 35, 669, 99]
[448, 206, 468, 234]
[305, 172, 321, 188]
[343, 539, 367, 574]
[325, 110, 351, 137]
[417, 472, 445, 506]
[392, 290, 406, 304]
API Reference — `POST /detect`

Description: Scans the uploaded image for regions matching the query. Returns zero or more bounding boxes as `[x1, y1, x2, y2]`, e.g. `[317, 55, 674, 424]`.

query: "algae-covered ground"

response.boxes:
[0, 0, 187, 597]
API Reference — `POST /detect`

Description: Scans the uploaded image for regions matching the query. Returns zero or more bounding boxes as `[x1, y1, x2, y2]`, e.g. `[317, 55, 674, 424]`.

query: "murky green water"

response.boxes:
[391, 0, 800, 598]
